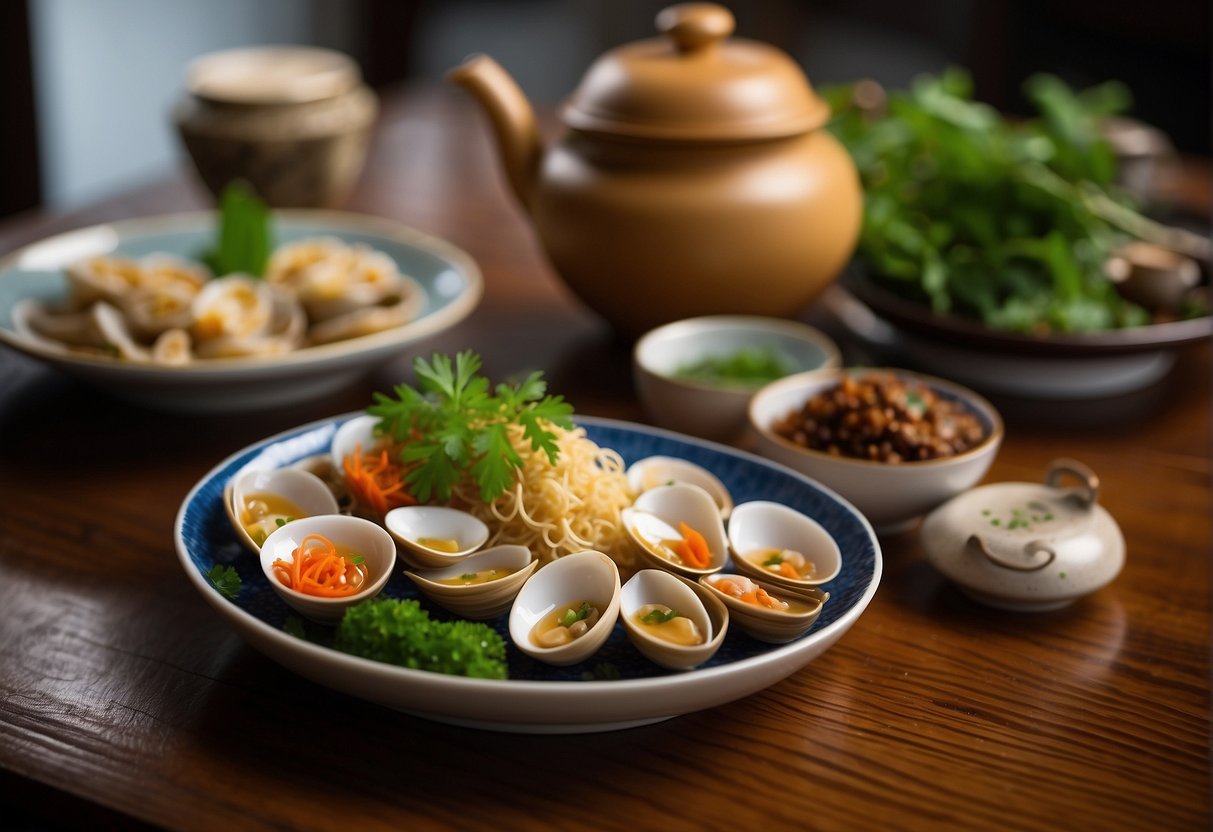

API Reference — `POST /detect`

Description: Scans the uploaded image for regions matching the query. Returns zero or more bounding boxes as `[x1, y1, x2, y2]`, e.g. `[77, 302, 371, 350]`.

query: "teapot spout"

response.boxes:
[448, 55, 544, 211]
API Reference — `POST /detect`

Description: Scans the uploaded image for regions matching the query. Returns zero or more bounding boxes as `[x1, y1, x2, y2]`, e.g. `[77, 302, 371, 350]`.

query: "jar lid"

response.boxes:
[561, 3, 829, 142]
[186, 46, 363, 105]
[920, 459, 1125, 612]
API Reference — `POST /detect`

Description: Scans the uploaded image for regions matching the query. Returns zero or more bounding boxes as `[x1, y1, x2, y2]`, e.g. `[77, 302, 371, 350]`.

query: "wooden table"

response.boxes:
[1, 85, 1208, 831]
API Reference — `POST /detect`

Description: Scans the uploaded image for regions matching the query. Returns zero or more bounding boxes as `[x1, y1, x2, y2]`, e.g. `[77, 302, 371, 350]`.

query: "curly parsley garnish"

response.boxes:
[206, 564, 242, 600]
[369, 350, 574, 503]
[334, 598, 507, 679]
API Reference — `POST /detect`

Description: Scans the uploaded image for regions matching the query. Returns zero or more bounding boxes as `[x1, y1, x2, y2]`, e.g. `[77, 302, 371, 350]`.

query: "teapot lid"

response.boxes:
[561, 3, 830, 141]
[920, 459, 1125, 612]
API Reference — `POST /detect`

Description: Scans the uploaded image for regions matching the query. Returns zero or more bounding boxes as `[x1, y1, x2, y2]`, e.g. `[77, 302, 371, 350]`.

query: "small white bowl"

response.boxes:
[700, 573, 828, 644]
[633, 315, 840, 441]
[404, 544, 538, 619]
[748, 367, 1003, 534]
[509, 550, 621, 666]
[226, 466, 340, 553]
[622, 483, 729, 578]
[384, 505, 489, 568]
[626, 455, 734, 519]
[727, 500, 841, 588]
[330, 414, 384, 471]
[620, 569, 727, 670]
[259, 514, 396, 624]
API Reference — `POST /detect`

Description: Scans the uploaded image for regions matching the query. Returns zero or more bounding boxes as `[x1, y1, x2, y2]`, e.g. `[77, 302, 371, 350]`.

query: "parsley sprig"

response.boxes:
[368, 350, 574, 503]
[207, 564, 242, 600]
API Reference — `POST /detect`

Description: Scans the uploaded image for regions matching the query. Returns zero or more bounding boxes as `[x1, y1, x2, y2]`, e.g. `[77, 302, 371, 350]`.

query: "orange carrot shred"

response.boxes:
[676, 521, 711, 568]
[271, 533, 366, 598]
[342, 443, 417, 517]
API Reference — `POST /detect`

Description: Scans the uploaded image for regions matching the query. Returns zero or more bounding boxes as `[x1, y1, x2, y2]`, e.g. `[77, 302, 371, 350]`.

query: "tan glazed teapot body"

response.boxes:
[451, 3, 861, 336]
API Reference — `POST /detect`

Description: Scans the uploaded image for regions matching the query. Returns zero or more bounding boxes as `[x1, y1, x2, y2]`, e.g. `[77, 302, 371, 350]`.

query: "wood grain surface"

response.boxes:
[0, 85, 1208, 832]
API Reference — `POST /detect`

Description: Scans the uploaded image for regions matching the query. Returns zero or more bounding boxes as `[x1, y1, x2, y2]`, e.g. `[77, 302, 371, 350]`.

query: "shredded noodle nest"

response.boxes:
[450, 424, 640, 572]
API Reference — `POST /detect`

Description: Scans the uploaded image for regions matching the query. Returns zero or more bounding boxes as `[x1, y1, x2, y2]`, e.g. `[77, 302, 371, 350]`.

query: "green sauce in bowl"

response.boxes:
[673, 346, 794, 388]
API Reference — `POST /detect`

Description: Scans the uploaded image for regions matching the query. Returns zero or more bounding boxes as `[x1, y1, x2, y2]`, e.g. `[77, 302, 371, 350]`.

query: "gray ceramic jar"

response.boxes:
[174, 46, 377, 208]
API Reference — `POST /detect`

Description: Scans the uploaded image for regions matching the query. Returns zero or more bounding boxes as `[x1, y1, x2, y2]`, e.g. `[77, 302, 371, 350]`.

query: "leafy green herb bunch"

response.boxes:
[825, 68, 1167, 333]
[369, 350, 575, 504]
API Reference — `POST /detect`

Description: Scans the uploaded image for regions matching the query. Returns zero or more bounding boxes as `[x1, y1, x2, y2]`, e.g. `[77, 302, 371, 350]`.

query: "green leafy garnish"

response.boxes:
[369, 350, 575, 503]
[560, 601, 592, 628]
[580, 662, 622, 681]
[761, 553, 785, 567]
[351, 555, 365, 566]
[642, 608, 682, 624]
[673, 346, 793, 387]
[283, 615, 309, 639]
[201, 181, 272, 277]
[460, 572, 477, 580]
[283, 614, 342, 644]
[275, 516, 296, 528]
[334, 598, 507, 679]
[206, 564, 242, 600]
[824, 69, 1167, 333]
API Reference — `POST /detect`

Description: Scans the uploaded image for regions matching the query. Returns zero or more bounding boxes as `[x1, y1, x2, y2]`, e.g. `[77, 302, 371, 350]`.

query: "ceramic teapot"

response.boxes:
[450, 3, 861, 336]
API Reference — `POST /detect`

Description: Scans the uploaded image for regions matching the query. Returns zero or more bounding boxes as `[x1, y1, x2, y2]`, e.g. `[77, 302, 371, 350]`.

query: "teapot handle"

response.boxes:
[657, 3, 735, 52]
[967, 534, 1055, 572]
[1044, 458, 1100, 509]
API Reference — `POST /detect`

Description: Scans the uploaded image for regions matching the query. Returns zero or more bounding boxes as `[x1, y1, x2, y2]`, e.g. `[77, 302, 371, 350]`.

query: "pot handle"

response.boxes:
[967, 534, 1055, 572]
[1045, 458, 1100, 509]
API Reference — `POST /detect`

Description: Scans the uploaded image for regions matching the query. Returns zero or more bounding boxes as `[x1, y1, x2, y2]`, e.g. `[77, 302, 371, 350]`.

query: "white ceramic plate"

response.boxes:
[0, 211, 481, 411]
[175, 415, 882, 733]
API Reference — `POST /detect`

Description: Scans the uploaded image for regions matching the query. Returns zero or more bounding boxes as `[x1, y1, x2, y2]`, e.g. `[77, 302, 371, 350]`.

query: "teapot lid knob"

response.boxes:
[657, 3, 735, 52]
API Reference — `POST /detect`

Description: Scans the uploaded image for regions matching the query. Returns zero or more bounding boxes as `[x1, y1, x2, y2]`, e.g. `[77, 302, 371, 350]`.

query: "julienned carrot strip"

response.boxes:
[676, 521, 711, 568]
[342, 443, 417, 517]
[272, 533, 365, 597]
[777, 561, 800, 580]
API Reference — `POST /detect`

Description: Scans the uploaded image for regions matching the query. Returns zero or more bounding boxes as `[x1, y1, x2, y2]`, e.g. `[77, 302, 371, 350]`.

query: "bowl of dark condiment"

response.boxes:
[748, 368, 1003, 533]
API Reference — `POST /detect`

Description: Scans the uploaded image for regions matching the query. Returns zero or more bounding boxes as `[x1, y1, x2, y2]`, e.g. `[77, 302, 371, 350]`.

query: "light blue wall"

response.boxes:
[29, 0, 357, 209]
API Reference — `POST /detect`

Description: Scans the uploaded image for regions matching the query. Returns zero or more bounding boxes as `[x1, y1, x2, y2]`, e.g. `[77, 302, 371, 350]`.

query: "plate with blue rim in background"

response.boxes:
[0, 211, 481, 411]
[174, 415, 881, 733]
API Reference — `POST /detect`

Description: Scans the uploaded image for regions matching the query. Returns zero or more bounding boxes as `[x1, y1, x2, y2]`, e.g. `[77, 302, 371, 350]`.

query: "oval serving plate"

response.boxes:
[0, 211, 482, 411]
[174, 416, 881, 734]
